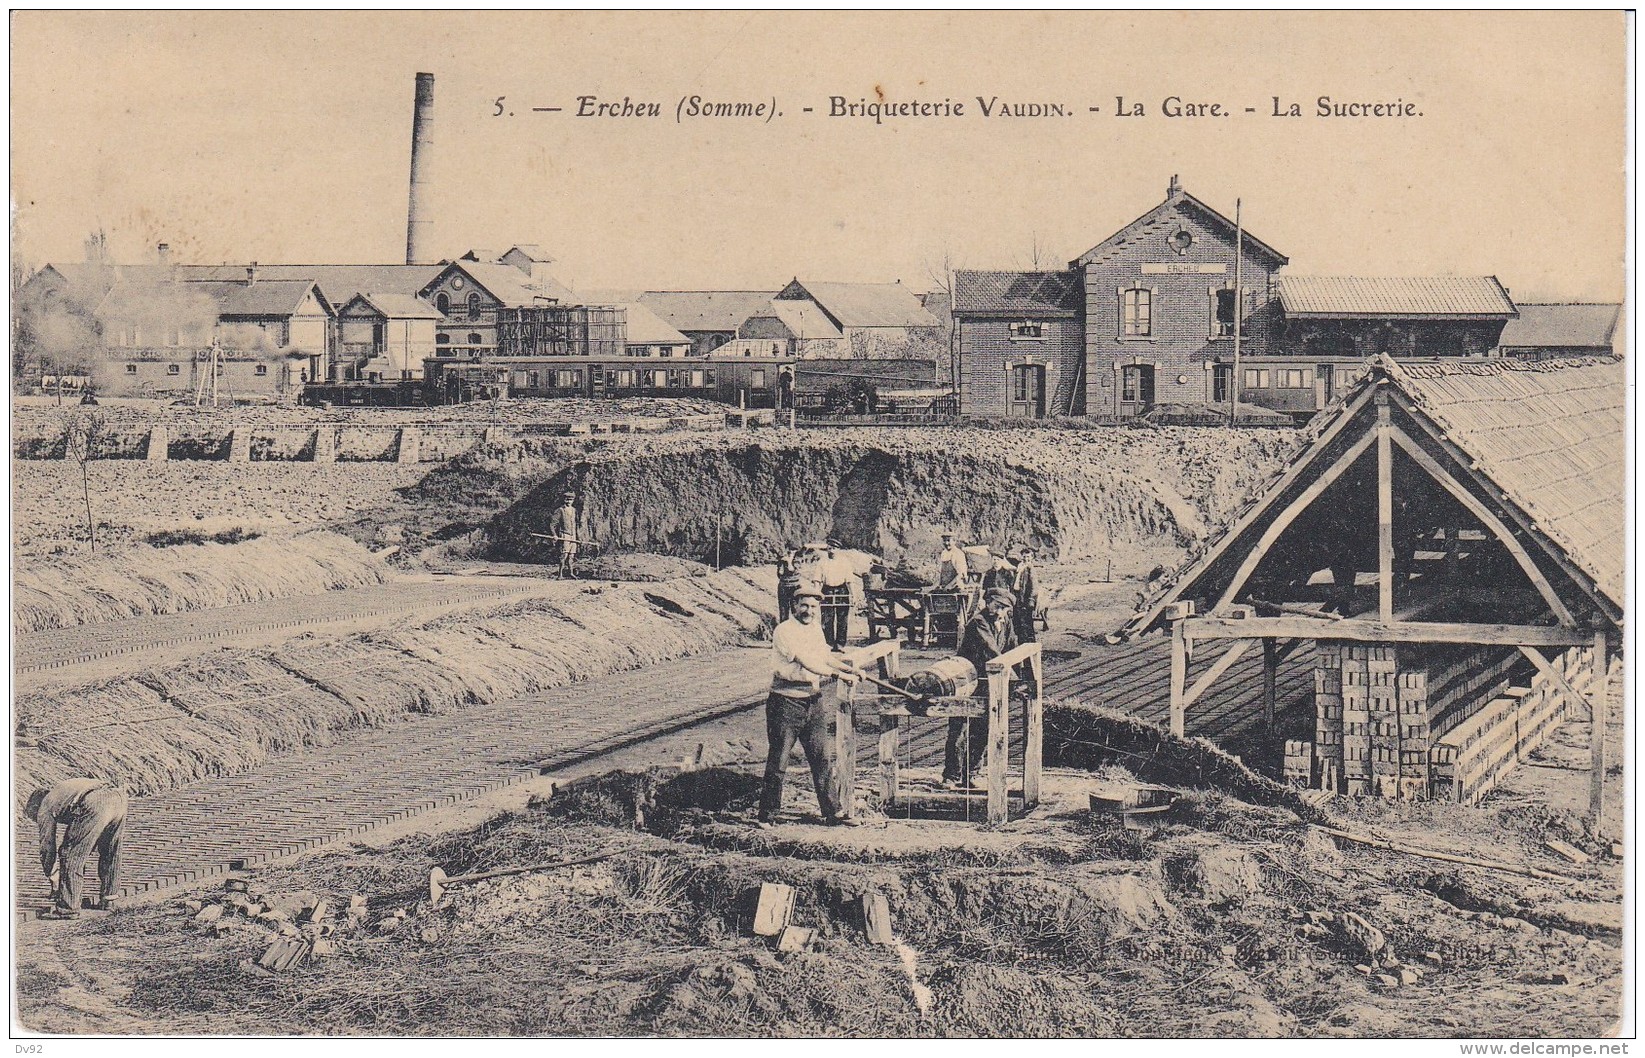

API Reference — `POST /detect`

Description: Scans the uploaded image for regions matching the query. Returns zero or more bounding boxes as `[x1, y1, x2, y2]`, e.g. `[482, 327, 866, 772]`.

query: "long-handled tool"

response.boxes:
[428, 849, 619, 903]
[529, 532, 603, 551]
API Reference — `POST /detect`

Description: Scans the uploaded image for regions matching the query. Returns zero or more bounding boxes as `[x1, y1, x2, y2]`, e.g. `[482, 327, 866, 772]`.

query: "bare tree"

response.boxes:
[61, 408, 107, 553]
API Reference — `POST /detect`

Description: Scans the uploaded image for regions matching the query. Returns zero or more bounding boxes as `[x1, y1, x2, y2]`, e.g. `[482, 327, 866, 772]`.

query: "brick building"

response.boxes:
[955, 178, 1547, 421]
[951, 270, 1085, 416]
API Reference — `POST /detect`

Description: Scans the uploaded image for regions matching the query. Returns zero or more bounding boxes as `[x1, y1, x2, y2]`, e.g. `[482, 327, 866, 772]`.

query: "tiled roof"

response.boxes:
[952, 270, 1083, 317]
[504, 244, 555, 263]
[1387, 355, 1624, 608]
[1277, 276, 1516, 318]
[746, 300, 844, 339]
[1123, 355, 1624, 636]
[783, 280, 940, 329]
[1497, 303, 1621, 349]
[448, 261, 575, 307]
[192, 280, 329, 317]
[618, 302, 691, 346]
[1072, 187, 1288, 269]
[342, 293, 443, 320]
[179, 264, 444, 303]
[633, 291, 777, 332]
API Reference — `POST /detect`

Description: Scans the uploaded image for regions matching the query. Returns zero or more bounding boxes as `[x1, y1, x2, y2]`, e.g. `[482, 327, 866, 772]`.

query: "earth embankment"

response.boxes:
[417, 426, 1299, 571]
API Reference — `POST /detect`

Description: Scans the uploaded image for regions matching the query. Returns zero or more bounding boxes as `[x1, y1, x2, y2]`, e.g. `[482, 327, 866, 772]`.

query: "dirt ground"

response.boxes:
[14, 753, 1623, 1038]
[9, 409, 1626, 1038]
[13, 459, 428, 557]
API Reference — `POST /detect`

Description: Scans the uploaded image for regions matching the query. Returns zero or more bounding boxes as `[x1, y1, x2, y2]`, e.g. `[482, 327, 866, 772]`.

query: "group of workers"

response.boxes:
[759, 529, 1047, 824]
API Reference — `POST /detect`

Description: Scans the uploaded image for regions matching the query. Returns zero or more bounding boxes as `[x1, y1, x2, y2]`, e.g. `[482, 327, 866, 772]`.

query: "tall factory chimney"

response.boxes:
[405, 72, 435, 265]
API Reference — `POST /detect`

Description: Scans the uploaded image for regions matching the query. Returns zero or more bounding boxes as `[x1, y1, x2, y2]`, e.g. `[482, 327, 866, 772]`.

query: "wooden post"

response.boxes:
[1590, 629, 1609, 838]
[878, 713, 900, 810]
[986, 668, 1010, 824]
[1376, 396, 1394, 622]
[1169, 618, 1188, 737]
[1262, 638, 1278, 729]
[1024, 646, 1043, 809]
[830, 680, 855, 820]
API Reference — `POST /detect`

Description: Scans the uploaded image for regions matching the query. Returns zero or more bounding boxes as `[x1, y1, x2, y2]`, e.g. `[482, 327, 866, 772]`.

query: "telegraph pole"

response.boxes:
[1230, 198, 1243, 426]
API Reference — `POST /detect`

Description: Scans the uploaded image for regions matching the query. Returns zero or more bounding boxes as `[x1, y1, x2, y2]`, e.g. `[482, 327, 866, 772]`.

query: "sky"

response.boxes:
[9, 11, 1629, 302]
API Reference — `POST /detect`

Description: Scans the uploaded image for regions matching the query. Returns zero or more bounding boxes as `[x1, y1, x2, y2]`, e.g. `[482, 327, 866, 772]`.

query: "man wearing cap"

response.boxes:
[25, 777, 128, 918]
[550, 492, 583, 579]
[935, 532, 969, 590]
[1005, 545, 1042, 644]
[943, 586, 1020, 787]
[776, 547, 804, 622]
[817, 540, 856, 649]
[759, 586, 862, 827]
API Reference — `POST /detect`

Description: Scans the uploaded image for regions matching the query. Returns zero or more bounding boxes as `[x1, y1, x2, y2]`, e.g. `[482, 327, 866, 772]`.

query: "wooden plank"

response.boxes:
[1263, 638, 1278, 728]
[861, 892, 894, 945]
[987, 671, 1010, 824]
[1185, 616, 1590, 648]
[1516, 646, 1592, 721]
[1377, 400, 1394, 622]
[753, 883, 795, 936]
[1182, 637, 1255, 710]
[871, 701, 988, 719]
[1169, 619, 1188, 737]
[878, 714, 900, 809]
[1215, 428, 1379, 610]
[1386, 424, 1577, 627]
[1591, 629, 1608, 838]
[1024, 650, 1043, 809]
[987, 640, 1043, 673]
[831, 682, 855, 820]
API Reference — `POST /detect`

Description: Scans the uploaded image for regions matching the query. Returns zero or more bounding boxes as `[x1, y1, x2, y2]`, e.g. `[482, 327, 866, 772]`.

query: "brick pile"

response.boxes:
[1288, 641, 1572, 801]
[1432, 646, 1593, 804]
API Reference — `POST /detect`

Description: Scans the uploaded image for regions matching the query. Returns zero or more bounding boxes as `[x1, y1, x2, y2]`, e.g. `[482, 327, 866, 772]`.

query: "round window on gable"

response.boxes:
[1168, 229, 1194, 255]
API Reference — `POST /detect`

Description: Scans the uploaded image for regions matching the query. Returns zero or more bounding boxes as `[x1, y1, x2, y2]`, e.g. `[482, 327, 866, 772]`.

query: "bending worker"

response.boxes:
[758, 586, 862, 828]
[25, 777, 128, 918]
[942, 587, 1020, 788]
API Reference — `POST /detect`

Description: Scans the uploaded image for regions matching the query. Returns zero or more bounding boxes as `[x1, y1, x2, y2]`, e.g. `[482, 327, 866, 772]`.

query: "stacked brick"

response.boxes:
[1292, 641, 1573, 802]
[1433, 646, 1593, 804]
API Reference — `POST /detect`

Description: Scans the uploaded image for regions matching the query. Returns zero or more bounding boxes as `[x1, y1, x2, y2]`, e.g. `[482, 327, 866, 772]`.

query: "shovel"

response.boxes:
[428, 849, 620, 903]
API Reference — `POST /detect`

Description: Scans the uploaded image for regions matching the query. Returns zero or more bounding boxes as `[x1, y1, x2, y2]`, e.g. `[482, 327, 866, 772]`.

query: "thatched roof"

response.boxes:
[1124, 354, 1624, 637]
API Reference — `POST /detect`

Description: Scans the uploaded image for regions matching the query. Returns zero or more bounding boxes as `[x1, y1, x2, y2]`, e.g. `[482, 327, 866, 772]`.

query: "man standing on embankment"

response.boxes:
[758, 586, 862, 828]
[551, 491, 583, 579]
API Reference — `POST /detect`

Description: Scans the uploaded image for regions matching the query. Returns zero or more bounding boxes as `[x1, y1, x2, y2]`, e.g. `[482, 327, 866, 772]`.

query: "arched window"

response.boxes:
[467, 293, 481, 320]
[435, 292, 450, 314]
[435, 333, 450, 344]
[467, 333, 482, 345]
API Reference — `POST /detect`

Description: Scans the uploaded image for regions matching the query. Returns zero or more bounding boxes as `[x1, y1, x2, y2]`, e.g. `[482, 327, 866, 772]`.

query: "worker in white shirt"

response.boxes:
[818, 539, 857, 649]
[758, 586, 862, 827]
[936, 531, 970, 590]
